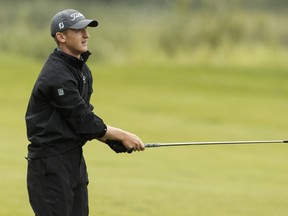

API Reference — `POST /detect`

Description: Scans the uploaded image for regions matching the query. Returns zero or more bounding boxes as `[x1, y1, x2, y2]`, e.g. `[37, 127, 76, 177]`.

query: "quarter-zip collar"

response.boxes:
[53, 48, 91, 69]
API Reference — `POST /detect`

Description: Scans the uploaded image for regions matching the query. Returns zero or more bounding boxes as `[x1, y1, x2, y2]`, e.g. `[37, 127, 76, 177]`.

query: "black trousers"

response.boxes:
[27, 147, 89, 216]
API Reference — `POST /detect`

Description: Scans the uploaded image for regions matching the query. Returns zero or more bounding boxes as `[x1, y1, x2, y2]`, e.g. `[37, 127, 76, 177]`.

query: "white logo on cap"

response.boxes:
[59, 22, 64, 29]
[71, 12, 84, 21]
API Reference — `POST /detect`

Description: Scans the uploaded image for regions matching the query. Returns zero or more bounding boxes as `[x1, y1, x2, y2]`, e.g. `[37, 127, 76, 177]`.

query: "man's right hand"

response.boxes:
[102, 125, 145, 153]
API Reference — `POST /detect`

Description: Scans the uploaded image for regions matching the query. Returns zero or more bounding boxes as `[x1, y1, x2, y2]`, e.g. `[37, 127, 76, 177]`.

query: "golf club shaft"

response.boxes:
[145, 140, 288, 148]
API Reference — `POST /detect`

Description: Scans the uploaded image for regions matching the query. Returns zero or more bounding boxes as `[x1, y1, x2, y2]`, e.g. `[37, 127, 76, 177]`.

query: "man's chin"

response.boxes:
[82, 44, 88, 51]
[81, 47, 88, 53]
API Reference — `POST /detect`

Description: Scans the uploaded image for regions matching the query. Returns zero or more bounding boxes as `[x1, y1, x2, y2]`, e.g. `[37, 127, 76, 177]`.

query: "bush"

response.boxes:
[0, 0, 287, 65]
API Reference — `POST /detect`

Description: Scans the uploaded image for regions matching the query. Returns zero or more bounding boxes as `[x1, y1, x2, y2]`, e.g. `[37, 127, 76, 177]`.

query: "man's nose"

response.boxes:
[83, 28, 89, 38]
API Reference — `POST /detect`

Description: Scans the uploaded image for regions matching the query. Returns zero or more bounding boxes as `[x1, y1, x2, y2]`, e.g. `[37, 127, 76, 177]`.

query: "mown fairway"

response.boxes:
[0, 53, 287, 215]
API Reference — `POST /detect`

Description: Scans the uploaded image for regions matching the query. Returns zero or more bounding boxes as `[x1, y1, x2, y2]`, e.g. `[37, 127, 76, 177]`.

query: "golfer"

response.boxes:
[25, 9, 145, 216]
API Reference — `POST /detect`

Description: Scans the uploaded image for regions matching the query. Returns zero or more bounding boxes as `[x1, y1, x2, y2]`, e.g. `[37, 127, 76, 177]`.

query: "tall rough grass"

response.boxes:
[0, 0, 287, 65]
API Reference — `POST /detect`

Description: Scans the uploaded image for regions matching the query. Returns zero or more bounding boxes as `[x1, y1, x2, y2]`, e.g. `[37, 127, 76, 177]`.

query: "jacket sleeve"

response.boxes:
[48, 71, 107, 140]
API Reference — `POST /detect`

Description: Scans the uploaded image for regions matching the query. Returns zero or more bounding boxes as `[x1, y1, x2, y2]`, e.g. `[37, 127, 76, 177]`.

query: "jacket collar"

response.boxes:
[53, 48, 91, 68]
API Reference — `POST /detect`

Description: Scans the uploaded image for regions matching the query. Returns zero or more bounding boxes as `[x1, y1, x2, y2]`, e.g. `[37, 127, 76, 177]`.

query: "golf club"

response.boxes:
[145, 140, 288, 148]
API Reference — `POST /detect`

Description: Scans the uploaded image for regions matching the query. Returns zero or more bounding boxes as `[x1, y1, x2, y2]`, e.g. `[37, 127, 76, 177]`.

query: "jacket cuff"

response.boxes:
[97, 124, 107, 138]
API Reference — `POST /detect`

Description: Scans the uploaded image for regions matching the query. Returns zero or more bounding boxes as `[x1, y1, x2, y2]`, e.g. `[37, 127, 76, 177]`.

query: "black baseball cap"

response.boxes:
[50, 9, 98, 37]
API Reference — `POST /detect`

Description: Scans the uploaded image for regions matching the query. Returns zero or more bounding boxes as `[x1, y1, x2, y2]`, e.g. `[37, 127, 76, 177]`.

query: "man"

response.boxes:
[25, 9, 145, 216]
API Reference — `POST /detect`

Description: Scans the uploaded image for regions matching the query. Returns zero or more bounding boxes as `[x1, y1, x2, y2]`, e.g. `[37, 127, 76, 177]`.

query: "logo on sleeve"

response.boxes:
[57, 88, 65, 96]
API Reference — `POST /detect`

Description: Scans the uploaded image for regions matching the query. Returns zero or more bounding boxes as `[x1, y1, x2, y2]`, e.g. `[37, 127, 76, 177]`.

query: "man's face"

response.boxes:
[59, 27, 90, 58]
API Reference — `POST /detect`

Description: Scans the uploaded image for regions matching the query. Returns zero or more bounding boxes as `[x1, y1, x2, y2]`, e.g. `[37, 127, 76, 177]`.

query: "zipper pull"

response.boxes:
[81, 73, 86, 84]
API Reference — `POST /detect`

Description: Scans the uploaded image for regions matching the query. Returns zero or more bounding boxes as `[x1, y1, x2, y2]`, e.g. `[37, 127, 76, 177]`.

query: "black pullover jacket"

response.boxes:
[25, 49, 107, 158]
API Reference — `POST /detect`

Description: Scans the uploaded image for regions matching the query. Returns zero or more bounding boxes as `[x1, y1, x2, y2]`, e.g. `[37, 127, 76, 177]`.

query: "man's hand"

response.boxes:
[105, 140, 133, 153]
[102, 126, 145, 153]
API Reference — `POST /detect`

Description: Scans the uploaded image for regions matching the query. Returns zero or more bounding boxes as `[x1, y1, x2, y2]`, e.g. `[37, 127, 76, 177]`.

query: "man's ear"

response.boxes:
[55, 32, 66, 43]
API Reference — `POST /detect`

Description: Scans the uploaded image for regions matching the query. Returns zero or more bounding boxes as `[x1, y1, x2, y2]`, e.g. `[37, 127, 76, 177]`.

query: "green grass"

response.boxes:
[1, 53, 288, 215]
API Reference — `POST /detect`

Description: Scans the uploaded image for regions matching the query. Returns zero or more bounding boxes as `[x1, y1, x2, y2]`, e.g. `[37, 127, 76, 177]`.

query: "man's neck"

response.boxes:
[57, 46, 81, 59]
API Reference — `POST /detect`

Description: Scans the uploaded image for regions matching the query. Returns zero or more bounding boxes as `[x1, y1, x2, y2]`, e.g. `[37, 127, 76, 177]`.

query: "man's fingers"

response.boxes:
[126, 142, 144, 152]
[122, 133, 145, 152]
[135, 141, 145, 151]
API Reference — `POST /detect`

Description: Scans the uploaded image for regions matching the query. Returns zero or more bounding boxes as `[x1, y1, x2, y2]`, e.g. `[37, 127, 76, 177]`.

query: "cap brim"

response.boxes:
[69, 19, 98, 29]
